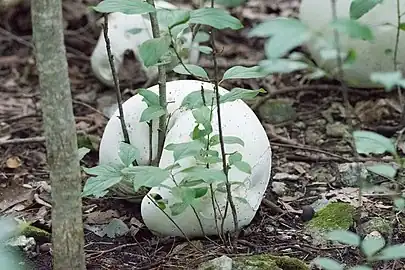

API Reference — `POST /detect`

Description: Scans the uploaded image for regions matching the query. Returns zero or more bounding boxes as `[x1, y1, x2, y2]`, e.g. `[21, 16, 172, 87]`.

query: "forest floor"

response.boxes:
[1, 0, 405, 269]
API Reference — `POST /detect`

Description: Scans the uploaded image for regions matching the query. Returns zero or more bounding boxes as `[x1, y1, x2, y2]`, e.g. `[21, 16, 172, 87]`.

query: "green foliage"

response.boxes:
[350, 0, 383, 20]
[353, 130, 396, 155]
[329, 19, 374, 41]
[139, 35, 172, 67]
[138, 89, 166, 122]
[173, 64, 209, 79]
[313, 223, 405, 269]
[189, 8, 243, 30]
[78, 147, 90, 161]
[221, 66, 269, 81]
[220, 88, 265, 103]
[92, 0, 155, 14]
[181, 90, 215, 110]
[215, 0, 246, 7]
[370, 71, 405, 91]
[327, 230, 360, 247]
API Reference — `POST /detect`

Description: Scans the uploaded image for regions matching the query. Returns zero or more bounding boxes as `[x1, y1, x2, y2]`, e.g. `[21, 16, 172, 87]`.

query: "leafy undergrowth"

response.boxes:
[1, 0, 405, 269]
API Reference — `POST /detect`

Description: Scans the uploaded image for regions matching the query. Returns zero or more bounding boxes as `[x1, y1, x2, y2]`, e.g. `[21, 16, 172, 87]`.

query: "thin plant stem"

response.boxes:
[210, 25, 239, 237]
[330, 0, 350, 115]
[394, 0, 405, 127]
[199, 85, 225, 243]
[146, 0, 167, 166]
[102, 14, 137, 165]
[169, 174, 206, 236]
[146, 194, 203, 252]
[148, 121, 153, 165]
[168, 29, 209, 82]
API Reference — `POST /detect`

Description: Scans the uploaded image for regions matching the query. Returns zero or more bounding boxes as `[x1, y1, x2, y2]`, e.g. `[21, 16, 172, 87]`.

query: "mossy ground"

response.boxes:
[307, 202, 355, 231]
[234, 254, 309, 270]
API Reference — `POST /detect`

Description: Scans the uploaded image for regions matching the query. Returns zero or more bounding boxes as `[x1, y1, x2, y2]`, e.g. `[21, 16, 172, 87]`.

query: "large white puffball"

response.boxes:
[299, 0, 405, 88]
[141, 101, 272, 237]
[90, 1, 198, 87]
[99, 80, 272, 238]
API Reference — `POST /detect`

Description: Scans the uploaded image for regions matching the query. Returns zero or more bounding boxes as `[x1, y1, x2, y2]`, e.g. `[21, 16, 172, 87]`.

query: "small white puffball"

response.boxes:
[90, 1, 199, 87]
[299, 0, 405, 88]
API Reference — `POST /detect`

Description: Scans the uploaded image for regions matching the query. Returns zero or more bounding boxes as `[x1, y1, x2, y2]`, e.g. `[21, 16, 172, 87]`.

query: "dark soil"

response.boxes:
[1, 0, 405, 269]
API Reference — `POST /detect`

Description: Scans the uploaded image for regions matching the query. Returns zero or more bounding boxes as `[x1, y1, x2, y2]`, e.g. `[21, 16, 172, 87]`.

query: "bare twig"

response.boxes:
[101, 14, 137, 165]
[0, 136, 45, 146]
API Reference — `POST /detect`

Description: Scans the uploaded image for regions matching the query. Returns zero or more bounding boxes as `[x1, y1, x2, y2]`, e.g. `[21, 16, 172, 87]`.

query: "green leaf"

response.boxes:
[249, 18, 310, 58]
[122, 166, 170, 191]
[233, 161, 251, 174]
[330, 19, 374, 41]
[312, 257, 344, 270]
[140, 105, 166, 122]
[220, 87, 264, 103]
[78, 147, 90, 161]
[374, 244, 405, 260]
[209, 135, 245, 147]
[194, 31, 210, 43]
[165, 140, 204, 161]
[400, 23, 405, 31]
[194, 187, 208, 198]
[192, 125, 211, 141]
[190, 8, 243, 30]
[139, 35, 171, 67]
[181, 167, 226, 184]
[349, 0, 382, 20]
[259, 59, 308, 74]
[361, 236, 385, 258]
[353, 130, 396, 155]
[118, 142, 140, 166]
[82, 164, 122, 177]
[181, 90, 215, 109]
[366, 164, 397, 179]
[370, 71, 405, 91]
[327, 230, 361, 247]
[170, 202, 188, 216]
[196, 149, 222, 164]
[228, 152, 242, 165]
[173, 64, 209, 79]
[93, 0, 155, 14]
[157, 9, 190, 29]
[249, 17, 308, 38]
[348, 266, 373, 270]
[192, 106, 211, 126]
[198, 45, 212, 54]
[82, 176, 121, 197]
[172, 186, 197, 204]
[222, 66, 269, 81]
[215, 0, 246, 7]
[138, 89, 160, 106]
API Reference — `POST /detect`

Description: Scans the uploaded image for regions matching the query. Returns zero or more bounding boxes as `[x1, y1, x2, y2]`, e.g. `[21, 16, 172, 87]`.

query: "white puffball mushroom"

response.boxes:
[99, 80, 272, 238]
[299, 0, 405, 88]
[90, 1, 199, 87]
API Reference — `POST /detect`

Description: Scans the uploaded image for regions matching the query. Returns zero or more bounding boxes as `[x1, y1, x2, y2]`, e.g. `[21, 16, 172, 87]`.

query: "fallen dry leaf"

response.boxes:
[6, 156, 22, 169]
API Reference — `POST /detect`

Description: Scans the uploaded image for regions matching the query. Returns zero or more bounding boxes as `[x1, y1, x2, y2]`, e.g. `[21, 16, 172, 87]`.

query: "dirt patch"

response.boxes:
[1, 0, 405, 269]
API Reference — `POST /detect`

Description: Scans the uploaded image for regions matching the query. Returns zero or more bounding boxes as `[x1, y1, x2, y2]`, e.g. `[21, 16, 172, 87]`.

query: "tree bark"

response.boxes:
[31, 1, 86, 269]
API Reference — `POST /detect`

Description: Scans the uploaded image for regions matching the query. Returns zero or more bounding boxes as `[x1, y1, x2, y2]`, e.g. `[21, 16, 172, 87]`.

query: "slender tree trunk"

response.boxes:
[31, 1, 86, 269]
